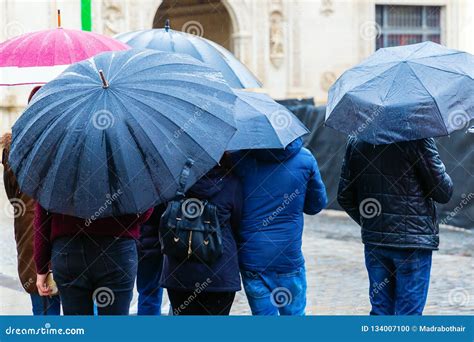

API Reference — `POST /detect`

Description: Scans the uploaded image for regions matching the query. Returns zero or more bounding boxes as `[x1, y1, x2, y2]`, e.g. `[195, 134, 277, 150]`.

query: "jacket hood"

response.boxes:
[250, 138, 303, 163]
[188, 166, 225, 199]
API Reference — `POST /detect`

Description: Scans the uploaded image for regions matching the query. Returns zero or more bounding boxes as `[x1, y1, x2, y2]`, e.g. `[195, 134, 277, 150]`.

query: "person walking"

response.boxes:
[233, 138, 327, 315]
[159, 159, 242, 315]
[1, 86, 61, 315]
[34, 205, 153, 315]
[136, 205, 165, 315]
[337, 136, 453, 315]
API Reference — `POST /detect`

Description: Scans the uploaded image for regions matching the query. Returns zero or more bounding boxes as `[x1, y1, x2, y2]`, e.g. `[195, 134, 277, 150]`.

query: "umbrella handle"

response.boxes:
[98, 70, 109, 88]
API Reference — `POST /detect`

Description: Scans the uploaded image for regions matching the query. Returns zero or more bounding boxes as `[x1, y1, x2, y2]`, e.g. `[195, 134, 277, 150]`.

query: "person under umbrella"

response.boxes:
[1, 86, 61, 315]
[227, 93, 325, 315]
[327, 42, 459, 315]
[10, 49, 238, 315]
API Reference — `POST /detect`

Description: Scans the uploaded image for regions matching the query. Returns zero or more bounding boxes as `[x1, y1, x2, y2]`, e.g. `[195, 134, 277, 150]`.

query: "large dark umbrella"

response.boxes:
[227, 90, 308, 150]
[9, 49, 237, 219]
[325, 42, 474, 144]
[115, 21, 262, 89]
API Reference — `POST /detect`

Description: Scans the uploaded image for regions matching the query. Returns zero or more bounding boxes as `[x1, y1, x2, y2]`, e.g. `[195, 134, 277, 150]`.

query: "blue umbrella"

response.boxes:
[115, 20, 262, 89]
[326, 42, 474, 144]
[228, 90, 308, 150]
[9, 49, 237, 219]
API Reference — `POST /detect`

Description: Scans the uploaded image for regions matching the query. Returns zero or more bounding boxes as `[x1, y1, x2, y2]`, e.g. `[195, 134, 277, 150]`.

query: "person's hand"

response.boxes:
[36, 273, 51, 296]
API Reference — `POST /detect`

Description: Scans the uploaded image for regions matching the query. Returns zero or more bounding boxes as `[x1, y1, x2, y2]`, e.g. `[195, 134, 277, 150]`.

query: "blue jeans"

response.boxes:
[364, 245, 432, 315]
[241, 267, 306, 315]
[137, 253, 163, 315]
[52, 235, 138, 315]
[30, 293, 61, 315]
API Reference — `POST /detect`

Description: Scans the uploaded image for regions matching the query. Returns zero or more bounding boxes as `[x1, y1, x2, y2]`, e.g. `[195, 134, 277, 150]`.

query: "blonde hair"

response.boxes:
[0, 132, 12, 150]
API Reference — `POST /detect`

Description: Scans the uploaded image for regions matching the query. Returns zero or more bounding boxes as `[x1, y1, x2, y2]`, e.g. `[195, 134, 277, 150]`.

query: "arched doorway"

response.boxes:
[153, 0, 234, 52]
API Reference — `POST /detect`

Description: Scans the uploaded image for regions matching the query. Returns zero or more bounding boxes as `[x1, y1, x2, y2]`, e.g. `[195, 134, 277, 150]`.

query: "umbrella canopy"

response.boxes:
[325, 41, 474, 144]
[228, 90, 308, 150]
[115, 22, 261, 89]
[9, 49, 237, 219]
[0, 27, 129, 85]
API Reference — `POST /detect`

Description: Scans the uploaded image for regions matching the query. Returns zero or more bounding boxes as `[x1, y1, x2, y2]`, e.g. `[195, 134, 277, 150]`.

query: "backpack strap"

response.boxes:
[176, 158, 195, 198]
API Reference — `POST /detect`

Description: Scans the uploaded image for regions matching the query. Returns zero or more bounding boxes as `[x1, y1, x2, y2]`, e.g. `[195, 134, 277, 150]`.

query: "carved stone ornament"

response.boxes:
[320, 0, 334, 17]
[102, 0, 126, 36]
[269, 10, 284, 68]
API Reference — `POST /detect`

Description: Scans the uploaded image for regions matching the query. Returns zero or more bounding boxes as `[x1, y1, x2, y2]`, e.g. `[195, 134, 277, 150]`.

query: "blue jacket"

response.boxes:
[160, 166, 243, 292]
[234, 138, 327, 272]
[337, 137, 453, 250]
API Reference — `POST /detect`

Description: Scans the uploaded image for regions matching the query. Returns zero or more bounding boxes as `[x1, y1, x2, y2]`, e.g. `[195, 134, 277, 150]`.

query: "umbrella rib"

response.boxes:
[119, 86, 235, 128]
[116, 89, 226, 163]
[407, 60, 474, 80]
[406, 63, 449, 136]
[110, 90, 177, 199]
[1, 32, 38, 66]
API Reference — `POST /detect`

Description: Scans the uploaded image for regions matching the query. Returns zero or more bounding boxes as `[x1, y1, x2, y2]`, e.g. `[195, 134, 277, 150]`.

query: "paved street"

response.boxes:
[1, 193, 472, 316]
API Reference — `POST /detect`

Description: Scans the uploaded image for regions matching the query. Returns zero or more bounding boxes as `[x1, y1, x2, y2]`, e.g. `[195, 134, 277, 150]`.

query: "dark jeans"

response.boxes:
[168, 290, 235, 315]
[137, 253, 164, 315]
[52, 235, 138, 315]
[364, 245, 432, 315]
[30, 293, 61, 315]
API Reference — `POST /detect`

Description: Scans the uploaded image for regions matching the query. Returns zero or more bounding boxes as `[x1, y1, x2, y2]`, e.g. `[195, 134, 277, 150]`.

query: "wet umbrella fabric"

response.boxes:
[325, 42, 474, 144]
[227, 90, 309, 150]
[115, 27, 261, 89]
[0, 28, 129, 86]
[9, 49, 237, 219]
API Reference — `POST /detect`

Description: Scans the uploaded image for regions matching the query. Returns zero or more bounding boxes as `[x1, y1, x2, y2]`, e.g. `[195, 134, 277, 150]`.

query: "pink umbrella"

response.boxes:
[0, 10, 129, 86]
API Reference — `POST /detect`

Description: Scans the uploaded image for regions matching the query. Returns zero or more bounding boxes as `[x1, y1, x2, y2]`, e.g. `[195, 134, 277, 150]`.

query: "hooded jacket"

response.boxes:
[160, 166, 243, 292]
[233, 138, 328, 272]
[337, 136, 453, 250]
[1, 133, 38, 294]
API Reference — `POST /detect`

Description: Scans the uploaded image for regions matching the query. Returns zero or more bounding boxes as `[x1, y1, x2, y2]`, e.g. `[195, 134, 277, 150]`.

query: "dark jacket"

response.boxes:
[2, 133, 38, 294]
[233, 138, 328, 272]
[160, 166, 243, 292]
[337, 136, 453, 250]
[138, 204, 165, 259]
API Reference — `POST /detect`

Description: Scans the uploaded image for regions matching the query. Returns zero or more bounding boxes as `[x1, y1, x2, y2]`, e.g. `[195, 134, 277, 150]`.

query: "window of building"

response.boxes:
[375, 5, 442, 50]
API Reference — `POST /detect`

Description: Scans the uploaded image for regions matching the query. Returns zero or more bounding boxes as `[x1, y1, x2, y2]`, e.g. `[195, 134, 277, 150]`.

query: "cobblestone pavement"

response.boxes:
[0, 201, 472, 315]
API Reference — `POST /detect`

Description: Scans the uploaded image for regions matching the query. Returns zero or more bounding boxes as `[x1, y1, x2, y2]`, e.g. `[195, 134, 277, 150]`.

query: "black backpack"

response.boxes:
[159, 159, 223, 264]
